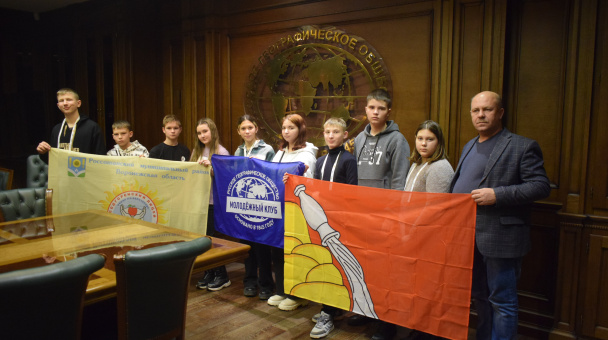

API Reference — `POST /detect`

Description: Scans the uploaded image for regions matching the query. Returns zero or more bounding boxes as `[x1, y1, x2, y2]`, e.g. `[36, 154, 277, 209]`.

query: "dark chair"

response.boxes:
[114, 237, 212, 340]
[0, 254, 106, 340]
[26, 154, 48, 188]
[0, 187, 53, 223]
[0, 166, 13, 190]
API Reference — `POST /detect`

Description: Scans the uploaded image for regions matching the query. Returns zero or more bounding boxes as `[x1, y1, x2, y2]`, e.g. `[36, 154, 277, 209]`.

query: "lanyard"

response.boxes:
[57, 117, 80, 151]
[321, 151, 341, 182]
[404, 162, 428, 191]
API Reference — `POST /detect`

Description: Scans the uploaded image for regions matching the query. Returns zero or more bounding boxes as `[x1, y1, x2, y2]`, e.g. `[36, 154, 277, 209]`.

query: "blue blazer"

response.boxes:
[450, 129, 551, 258]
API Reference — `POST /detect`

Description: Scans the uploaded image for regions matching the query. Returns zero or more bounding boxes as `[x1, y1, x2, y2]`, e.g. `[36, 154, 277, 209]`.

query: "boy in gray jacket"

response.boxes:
[351, 88, 410, 340]
[354, 89, 410, 190]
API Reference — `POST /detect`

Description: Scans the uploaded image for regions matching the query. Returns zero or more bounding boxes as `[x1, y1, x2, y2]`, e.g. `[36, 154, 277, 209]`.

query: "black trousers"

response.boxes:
[243, 241, 274, 291]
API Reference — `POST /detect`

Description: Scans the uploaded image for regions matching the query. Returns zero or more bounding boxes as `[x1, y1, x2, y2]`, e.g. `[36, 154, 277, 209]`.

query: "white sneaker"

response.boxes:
[267, 294, 286, 306]
[278, 297, 308, 311]
[310, 311, 334, 338]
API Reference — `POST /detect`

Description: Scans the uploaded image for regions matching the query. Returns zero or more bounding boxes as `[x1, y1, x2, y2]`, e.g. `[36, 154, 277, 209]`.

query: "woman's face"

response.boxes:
[197, 123, 212, 146]
[416, 129, 438, 161]
[282, 119, 299, 145]
[237, 120, 258, 144]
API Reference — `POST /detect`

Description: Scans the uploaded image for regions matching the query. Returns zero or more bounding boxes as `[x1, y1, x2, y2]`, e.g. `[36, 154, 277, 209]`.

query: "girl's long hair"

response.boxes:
[279, 114, 307, 151]
[409, 120, 448, 164]
[190, 118, 221, 161]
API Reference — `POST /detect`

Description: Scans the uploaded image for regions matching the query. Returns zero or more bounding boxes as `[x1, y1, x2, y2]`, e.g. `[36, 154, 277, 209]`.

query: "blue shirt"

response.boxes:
[451, 130, 503, 194]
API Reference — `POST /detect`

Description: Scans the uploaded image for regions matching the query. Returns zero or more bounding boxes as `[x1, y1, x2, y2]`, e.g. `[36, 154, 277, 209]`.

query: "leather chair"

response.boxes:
[113, 237, 212, 340]
[0, 166, 13, 190]
[0, 187, 53, 223]
[0, 254, 106, 340]
[26, 154, 48, 188]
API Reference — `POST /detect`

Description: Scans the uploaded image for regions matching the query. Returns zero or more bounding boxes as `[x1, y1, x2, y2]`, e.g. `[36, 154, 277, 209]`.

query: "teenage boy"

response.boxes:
[107, 120, 149, 157]
[352, 89, 410, 340]
[149, 115, 190, 161]
[36, 88, 106, 161]
[309, 117, 358, 339]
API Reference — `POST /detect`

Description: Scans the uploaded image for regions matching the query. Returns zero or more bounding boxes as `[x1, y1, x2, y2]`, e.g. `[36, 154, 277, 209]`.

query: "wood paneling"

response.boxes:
[504, 0, 569, 199]
[224, 1, 440, 153]
[448, 0, 487, 166]
[582, 217, 608, 339]
[588, 0, 608, 215]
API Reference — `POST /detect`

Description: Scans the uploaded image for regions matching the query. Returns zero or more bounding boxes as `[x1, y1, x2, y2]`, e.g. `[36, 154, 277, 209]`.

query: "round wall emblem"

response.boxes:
[245, 25, 392, 148]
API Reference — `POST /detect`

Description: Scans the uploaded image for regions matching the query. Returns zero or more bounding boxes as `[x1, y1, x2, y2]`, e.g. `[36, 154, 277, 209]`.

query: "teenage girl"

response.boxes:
[267, 113, 318, 311]
[404, 120, 454, 193]
[191, 118, 231, 292]
[403, 120, 454, 340]
[234, 114, 276, 300]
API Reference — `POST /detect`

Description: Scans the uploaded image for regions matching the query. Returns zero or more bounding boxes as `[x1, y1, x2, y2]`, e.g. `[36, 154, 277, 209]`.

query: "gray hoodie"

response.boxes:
[354, 121, 410, 190]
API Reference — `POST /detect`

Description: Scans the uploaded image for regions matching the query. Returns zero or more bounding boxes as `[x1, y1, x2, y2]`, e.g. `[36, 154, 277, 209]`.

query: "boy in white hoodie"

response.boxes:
[107, 120, 149, 157]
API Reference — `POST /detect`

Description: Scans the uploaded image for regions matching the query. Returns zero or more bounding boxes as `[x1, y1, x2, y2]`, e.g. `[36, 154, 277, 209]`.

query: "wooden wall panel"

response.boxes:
[588, 0, 608, 215]
[225, 2, 438, 154]
[130, 27, 165, 151]
[338, 14, 434, 146]
[582, 229, 608, 339]
[227, 31, 286, 153]
[553, 214, 585, 339]
[504, 0, 569, 203]
[449, 1, 485, 166]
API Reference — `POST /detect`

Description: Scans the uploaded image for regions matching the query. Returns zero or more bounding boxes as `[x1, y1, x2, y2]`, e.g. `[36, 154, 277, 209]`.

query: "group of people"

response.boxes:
[37, 87, 551, 340]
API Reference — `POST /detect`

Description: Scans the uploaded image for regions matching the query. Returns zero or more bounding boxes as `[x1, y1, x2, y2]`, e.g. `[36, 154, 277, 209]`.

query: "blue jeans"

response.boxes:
[472, 245, 522, 340]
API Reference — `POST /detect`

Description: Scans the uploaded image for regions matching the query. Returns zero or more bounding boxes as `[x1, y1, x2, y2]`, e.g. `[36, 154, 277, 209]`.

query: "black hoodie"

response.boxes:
[41, 115, 106, 163]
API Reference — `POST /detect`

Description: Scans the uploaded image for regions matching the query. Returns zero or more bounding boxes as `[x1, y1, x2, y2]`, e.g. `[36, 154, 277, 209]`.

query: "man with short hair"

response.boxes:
[450, 91, 551, 339]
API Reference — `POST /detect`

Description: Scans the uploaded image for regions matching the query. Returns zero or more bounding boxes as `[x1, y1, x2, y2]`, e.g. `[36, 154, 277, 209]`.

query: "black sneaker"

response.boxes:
[259, 289, 273, 300]
[244, 286, 257, 297]
[207, 275, 231, 291]
[196, 270, 215, 289]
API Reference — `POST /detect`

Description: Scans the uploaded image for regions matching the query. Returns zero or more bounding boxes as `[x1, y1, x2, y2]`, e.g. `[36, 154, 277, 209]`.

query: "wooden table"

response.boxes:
[0, 210, 250, 305]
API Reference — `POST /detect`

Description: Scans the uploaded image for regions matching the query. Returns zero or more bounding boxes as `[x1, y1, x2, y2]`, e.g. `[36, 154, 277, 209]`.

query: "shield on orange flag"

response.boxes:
[284, 175, 476, 340]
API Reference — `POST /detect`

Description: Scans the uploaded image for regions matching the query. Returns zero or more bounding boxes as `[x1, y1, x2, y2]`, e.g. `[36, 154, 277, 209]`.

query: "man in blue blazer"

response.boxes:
[450, 91, 551, 340]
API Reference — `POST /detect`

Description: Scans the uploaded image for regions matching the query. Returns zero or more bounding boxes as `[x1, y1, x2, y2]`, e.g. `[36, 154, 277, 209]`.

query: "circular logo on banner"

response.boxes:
[245, 25, 392, 148]
[108, 191, 158, 223]
[99, 181, 166, 224]
[226, 170, 281, 231]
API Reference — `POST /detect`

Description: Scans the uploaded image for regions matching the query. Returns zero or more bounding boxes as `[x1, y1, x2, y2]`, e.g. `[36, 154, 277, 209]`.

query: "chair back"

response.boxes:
[0, 166, 13, 190]
[114, 237, 212, 340]
[26, 154, 48, 188]
[0, 254, 106, 340]
[0, 187, 49, 223]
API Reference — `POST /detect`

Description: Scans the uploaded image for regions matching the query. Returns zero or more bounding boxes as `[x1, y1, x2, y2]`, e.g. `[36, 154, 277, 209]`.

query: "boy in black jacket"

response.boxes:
[309, 117, 357, 338]
[36, 88, 106, 161]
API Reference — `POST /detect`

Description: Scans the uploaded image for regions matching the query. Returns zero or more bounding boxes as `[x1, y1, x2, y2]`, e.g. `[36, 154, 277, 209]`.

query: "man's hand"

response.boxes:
[471, 188, 496, 206]
[37, 141, 51, 154]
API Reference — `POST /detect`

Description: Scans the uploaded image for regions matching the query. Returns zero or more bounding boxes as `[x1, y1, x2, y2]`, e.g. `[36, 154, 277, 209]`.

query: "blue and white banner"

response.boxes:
[212, 155, 305, 248]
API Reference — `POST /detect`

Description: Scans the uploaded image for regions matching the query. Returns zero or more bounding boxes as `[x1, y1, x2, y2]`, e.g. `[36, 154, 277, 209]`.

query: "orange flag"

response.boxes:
[284, 175, 476, 340]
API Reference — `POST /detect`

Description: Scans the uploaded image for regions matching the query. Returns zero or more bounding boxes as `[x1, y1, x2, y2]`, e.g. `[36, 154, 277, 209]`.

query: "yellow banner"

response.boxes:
[48, 148, 211, 234]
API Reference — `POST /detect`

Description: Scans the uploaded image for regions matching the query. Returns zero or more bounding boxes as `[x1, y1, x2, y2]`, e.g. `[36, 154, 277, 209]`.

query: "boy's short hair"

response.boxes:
[112, 120, 132, 131]
[162, 115, 181, 127]
[367, 88, 392, 109]
[323, 117, 347, 131]
[57, 88, 80, 101]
